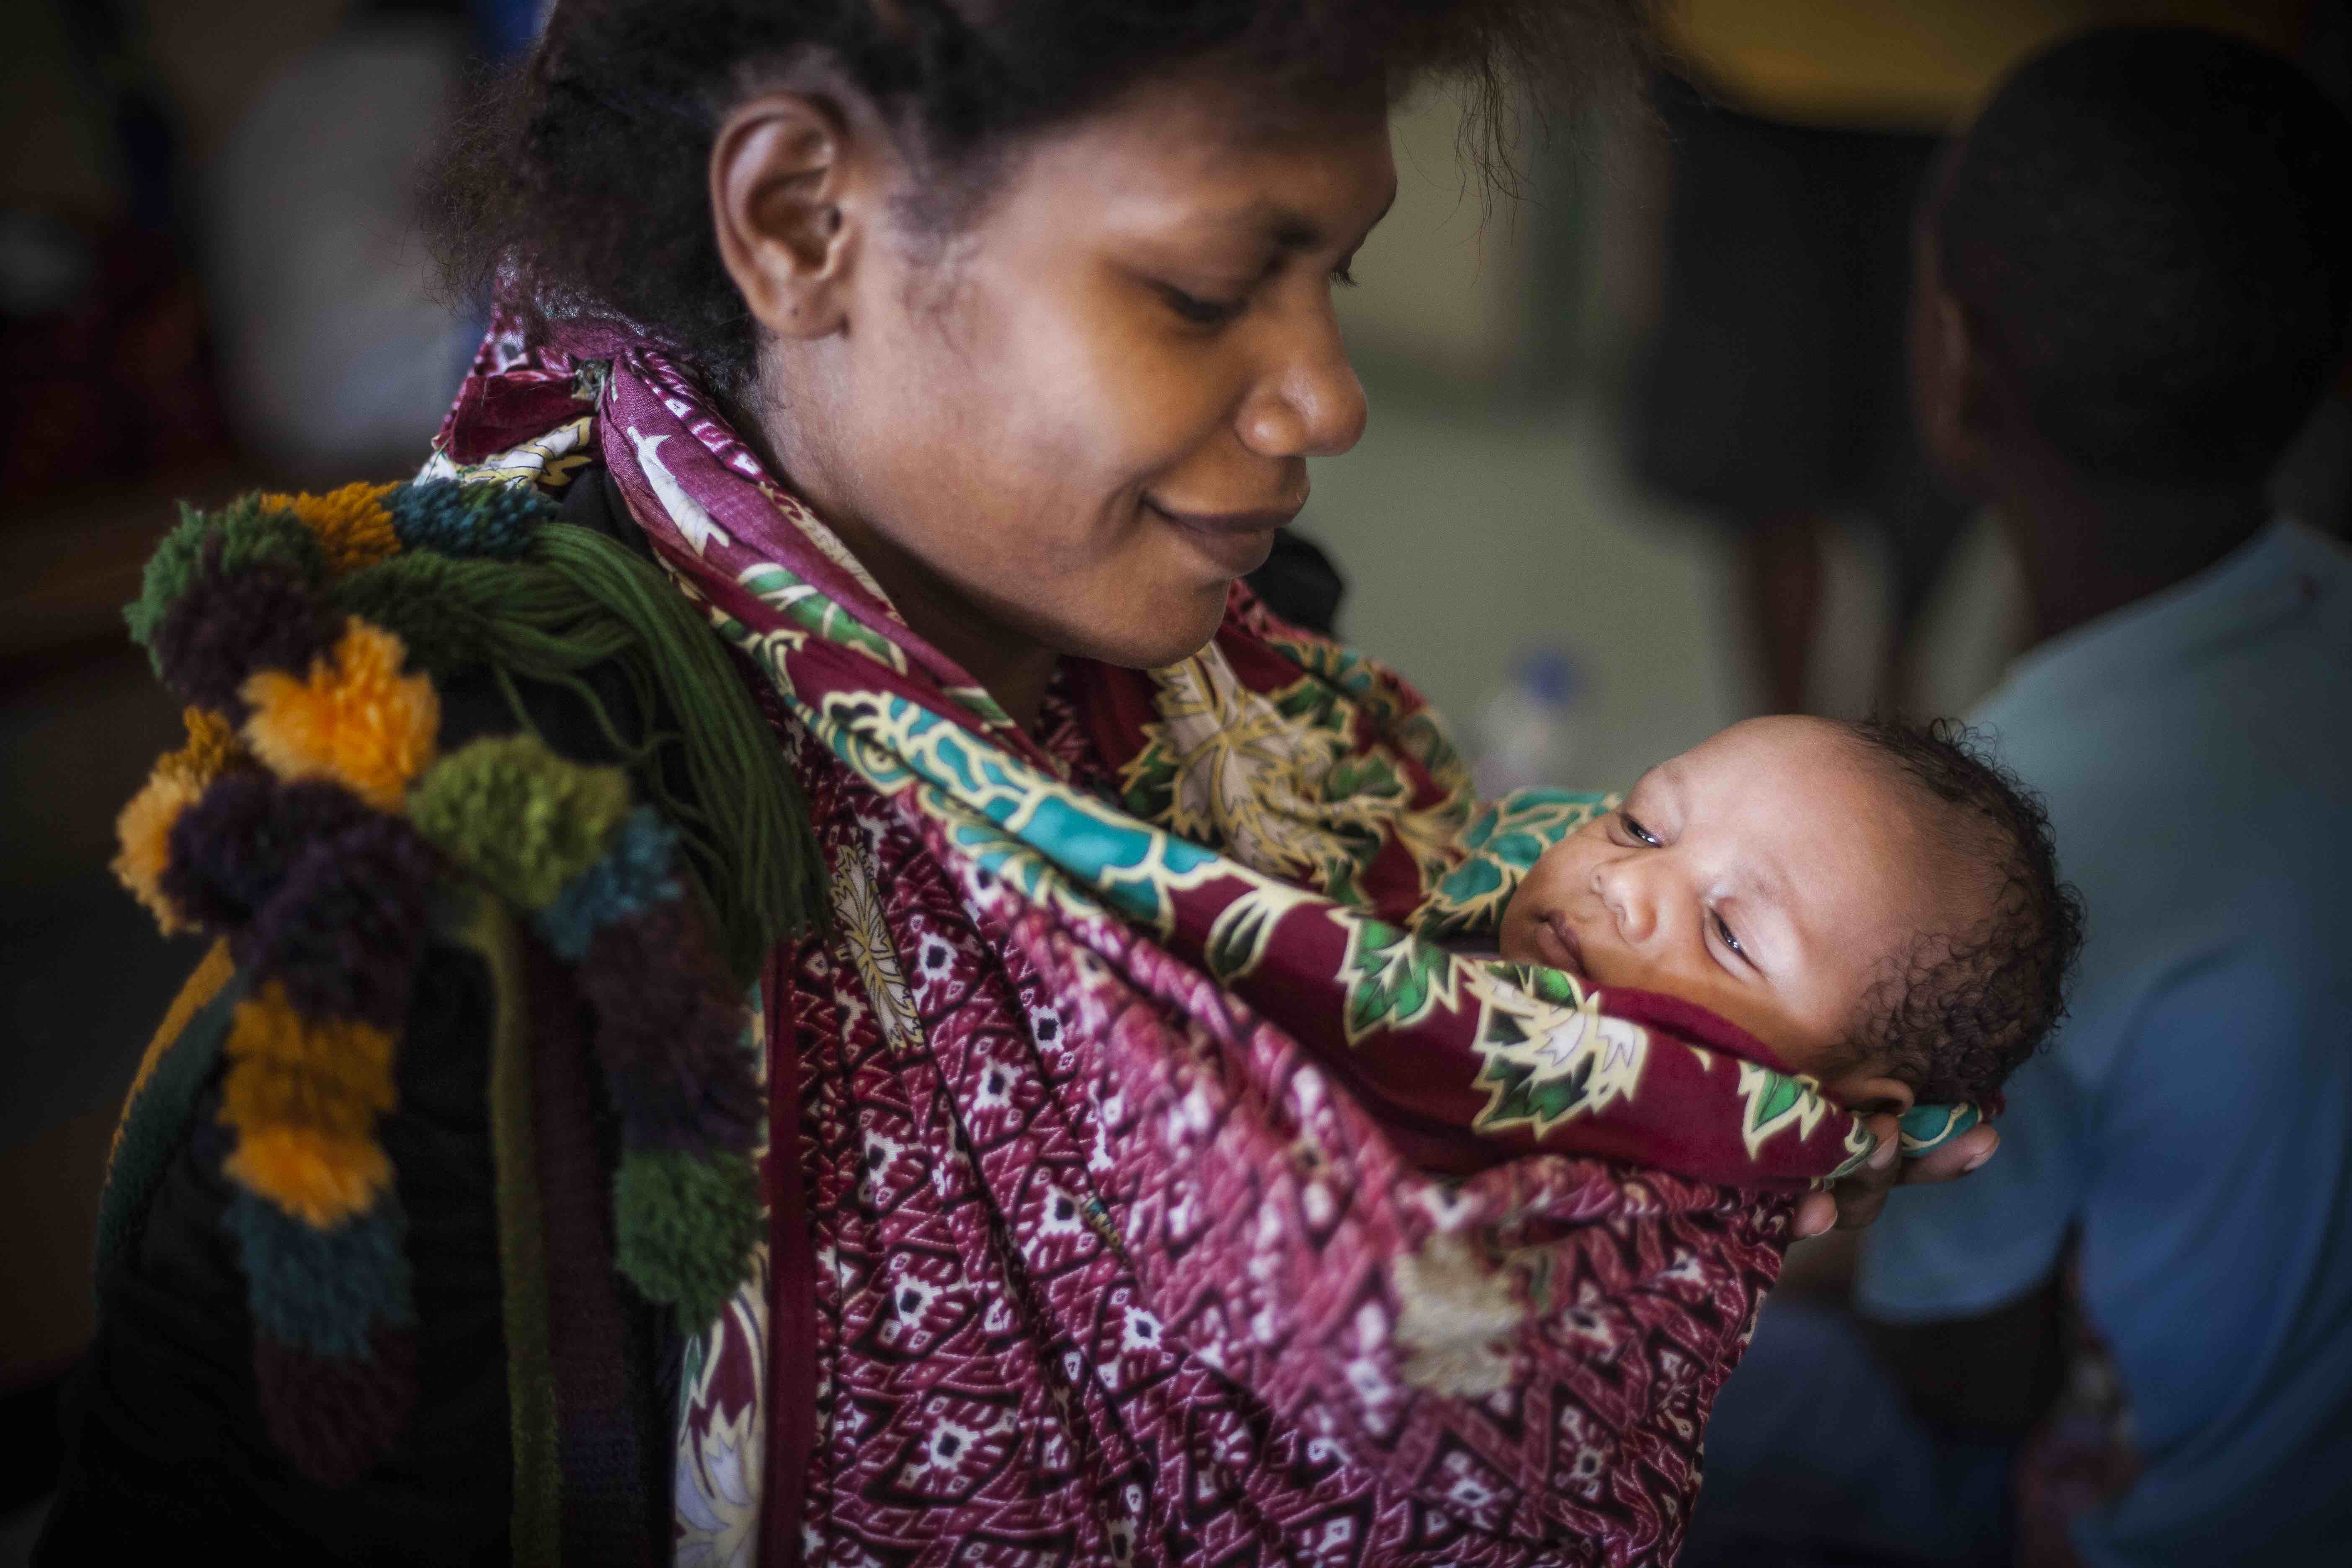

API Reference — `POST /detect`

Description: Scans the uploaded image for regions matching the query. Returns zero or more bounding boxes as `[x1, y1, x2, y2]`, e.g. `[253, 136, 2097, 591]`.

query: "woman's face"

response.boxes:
[740, 66, 1393, 698]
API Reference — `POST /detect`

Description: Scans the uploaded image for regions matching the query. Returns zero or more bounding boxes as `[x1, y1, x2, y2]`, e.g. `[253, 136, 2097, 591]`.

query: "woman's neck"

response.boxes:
[735, 386, 1060, 731]
[825, 513, 1063, 729]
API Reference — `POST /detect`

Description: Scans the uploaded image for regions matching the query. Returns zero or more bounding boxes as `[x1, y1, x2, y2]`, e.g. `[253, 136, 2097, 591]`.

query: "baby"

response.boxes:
[1498, 714, 2080, 1115]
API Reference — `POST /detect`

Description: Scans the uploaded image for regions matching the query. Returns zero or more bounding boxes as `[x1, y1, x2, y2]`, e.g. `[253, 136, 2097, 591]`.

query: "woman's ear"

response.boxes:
[709, 92, 868, 340]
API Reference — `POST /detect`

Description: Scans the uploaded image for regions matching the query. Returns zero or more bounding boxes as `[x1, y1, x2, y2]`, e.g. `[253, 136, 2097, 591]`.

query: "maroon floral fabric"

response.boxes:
[431, 320, 1878, 1567]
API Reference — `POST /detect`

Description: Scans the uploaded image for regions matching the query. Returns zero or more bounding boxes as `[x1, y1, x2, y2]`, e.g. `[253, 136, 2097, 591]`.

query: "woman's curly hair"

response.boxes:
[1845, 719, 2085, 1107]
[427, 0, 1652, 393]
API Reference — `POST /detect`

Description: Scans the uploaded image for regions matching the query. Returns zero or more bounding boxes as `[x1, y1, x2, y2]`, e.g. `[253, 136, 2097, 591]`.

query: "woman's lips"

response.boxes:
[1533, 913, 1587, 977]
[1148, 498, 1298, 577]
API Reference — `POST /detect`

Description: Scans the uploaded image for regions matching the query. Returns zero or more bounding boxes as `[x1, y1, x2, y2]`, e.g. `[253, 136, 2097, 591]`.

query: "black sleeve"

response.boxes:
[37, 943, 515, 1566]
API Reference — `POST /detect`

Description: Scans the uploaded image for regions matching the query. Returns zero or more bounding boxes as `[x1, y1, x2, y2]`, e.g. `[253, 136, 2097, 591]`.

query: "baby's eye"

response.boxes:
[1620, 812, 1661, 847]
[1713, 910, 1746, 959]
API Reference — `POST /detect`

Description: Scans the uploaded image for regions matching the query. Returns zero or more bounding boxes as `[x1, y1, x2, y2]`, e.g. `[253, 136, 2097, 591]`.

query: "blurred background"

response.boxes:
[0, 1, 2346, 1558]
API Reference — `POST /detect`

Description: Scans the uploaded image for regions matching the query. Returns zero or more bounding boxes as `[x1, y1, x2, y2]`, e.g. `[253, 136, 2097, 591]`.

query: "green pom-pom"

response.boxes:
[330, 553, 507, 679]
[612, 1150, 761, 1326]
[125, 497, 328, 669]
[407, 734, 632, 909]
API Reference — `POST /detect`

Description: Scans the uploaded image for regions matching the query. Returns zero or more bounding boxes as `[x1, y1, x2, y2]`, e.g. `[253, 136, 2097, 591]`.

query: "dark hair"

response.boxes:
[428, 0, 1648, 394]
[1841, 719, 2083, 1106]
[1933, 25, 2352, 484]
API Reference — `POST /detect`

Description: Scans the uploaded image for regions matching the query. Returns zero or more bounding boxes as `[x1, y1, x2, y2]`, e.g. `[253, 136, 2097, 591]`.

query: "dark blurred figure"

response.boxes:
[1, 3, 230, 501]
[1631, 3, 2311, 715]
[1688, 27, 2352, 1568]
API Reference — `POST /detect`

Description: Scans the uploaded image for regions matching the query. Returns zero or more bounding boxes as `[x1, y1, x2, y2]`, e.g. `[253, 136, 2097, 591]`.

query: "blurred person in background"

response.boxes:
[1629, 0, 2311, 717]
[206, 0, 542, 477]
[1684, 27, 2352, 1567]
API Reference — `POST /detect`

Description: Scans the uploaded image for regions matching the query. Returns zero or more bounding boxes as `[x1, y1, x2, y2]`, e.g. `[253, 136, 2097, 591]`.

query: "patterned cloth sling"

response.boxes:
[430, 318, 1926, 1568]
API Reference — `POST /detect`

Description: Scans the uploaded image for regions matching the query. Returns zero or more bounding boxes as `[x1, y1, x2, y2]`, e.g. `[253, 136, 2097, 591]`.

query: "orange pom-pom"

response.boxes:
[219, 984, 398, 1141]
[242, 619, 439, 810]
[113, 766, 205, 933]
[157, 706, 246, 787]
[223, 1125, 392, 1227]
[262, 482, 400, 576]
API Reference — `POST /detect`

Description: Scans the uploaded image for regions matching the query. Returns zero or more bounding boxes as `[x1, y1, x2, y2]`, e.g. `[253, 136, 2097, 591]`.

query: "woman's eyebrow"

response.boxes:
[1220, 185, 1399, 253]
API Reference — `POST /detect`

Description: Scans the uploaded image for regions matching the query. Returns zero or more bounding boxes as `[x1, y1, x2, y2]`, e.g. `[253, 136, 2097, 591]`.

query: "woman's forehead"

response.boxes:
[1019, 64, 1395, 213]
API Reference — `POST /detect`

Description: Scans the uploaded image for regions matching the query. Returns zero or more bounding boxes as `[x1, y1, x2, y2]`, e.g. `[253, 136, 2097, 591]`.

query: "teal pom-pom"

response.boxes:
[612, 1150, 761, 1327]
[536, 807, 684, 961]
[388, 478, 553, 561]
[223, 1189, 415, 1358]
[125, 497, 328, 670]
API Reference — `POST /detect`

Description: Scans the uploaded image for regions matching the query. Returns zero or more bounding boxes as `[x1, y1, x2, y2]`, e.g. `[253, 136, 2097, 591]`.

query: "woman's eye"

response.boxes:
[1713, 911, 1746, 958]
[1330, 261, 1359, 288]
[1620, 812, 1661, 847]
[1158, 285, 1247, 326]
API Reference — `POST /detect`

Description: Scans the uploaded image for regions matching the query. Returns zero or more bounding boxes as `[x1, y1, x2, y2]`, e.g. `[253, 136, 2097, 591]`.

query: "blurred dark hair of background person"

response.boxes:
[1628, 0, 2339, 720]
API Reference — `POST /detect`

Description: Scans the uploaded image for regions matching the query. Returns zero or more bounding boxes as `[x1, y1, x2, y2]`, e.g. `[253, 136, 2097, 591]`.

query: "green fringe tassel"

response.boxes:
[331, 523, 825, 977]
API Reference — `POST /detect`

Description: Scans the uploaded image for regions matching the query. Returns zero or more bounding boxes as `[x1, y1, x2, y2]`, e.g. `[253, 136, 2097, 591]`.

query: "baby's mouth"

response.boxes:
[1534, 913, 1587, 977]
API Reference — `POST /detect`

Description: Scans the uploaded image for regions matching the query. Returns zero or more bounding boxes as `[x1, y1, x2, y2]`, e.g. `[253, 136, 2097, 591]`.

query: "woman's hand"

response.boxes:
[1792, 1113, 1998, 1238]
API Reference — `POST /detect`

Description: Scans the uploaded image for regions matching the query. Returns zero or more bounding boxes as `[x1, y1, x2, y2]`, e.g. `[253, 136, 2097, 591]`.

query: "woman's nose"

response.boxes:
[1237, 299, 1368, 460]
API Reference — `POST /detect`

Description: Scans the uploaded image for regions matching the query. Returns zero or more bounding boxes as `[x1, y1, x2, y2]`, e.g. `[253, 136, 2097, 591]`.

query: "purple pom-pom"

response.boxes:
[580, 898, 762, 1155]
[150, 553, 336, 720]
[253, 1324, 418, 1488]
[236, 814, 442, 1032]
[160, 775, 378, 934]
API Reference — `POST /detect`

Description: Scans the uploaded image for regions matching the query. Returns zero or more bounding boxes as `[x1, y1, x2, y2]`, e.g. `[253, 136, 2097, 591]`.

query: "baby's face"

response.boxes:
[1499, 716, 1968, 1089]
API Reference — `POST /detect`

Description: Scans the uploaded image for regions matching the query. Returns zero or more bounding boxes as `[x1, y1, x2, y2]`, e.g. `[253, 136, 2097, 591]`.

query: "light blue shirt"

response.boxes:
[1857, 520, 2352, 1565]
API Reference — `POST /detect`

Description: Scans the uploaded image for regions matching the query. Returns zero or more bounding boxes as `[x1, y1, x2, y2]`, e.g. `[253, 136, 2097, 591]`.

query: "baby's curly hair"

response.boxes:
[1842, 719, 2084, 1106]
[428, 0, 1651, 394]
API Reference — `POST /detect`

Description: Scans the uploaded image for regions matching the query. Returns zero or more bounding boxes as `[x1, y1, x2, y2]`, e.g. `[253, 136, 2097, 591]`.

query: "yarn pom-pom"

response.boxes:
[224, 1123, 393, 1229]
[536, 806, 684, 962]
[612, 1149, 761, 1328]
[114, 765, 206, 933]
[388, 477, 552, 561]
[253, 1324, 417, 1487]
[407, 734, 631, 910]
[150, 554, 338, 718]
[220, 983, 399, 1143]
[164, 706, 247, 783]
[330, 552, 505, 681]
[160, 775, 375, 933]
[224, 1189, 414, 1359]
[126, 498, 326, 669]
[261, 482, 400, 576]
[237, 815, 440, 1031]
[580, 897, 761, 1154]
[242, 619, 439, 812]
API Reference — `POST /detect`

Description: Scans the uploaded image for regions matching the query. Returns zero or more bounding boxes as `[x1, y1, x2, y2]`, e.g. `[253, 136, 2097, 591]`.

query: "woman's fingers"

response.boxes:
[1791, 1117, 2002, 1239]
[1787, 1124, 1994, 1241]
[1902, 1122, 1999, 1184]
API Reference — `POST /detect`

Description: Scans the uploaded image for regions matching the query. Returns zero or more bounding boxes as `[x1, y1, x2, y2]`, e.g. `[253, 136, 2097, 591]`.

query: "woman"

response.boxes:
[44, 3, 1993, 1564]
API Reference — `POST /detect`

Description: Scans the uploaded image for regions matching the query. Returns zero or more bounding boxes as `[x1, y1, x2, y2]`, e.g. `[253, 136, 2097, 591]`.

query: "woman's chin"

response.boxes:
[1072, 595, 1230, 671]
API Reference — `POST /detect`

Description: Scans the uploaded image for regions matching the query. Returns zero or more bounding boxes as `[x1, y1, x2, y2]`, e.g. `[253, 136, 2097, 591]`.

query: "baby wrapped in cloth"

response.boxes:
[335, 332, 2054, 1565]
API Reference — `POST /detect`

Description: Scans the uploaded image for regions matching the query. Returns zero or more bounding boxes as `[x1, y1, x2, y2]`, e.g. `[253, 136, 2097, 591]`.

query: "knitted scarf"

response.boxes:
[435, 320, 1890, 1568]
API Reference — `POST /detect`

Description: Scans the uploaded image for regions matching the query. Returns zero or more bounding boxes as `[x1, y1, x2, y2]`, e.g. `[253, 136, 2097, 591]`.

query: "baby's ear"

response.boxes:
[1822, 1068, 1915, 1119]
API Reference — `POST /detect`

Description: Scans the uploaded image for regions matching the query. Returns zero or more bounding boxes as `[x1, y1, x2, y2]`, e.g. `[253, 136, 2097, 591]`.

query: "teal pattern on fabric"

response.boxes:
[222, 1189, 417, 1357]
[1898, 1101, 1983, 1157]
